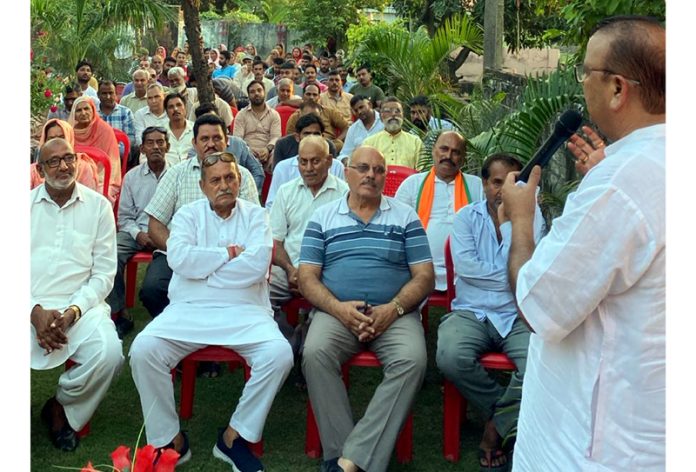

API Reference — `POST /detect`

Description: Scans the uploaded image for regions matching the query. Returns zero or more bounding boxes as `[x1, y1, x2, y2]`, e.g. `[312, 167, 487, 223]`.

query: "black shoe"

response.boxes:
[212, 430, 264, 472]
[158, 430, 192, 466]
[114, 316, 134, 339]
[321, 458, 342, 472]
[41, 397, 79, 452]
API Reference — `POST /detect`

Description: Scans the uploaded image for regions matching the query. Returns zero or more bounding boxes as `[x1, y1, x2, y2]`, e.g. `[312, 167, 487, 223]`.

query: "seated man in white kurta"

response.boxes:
[394, 131, 483, 291]
[129, 151, 293, 471]
[31, 138, 124, 452]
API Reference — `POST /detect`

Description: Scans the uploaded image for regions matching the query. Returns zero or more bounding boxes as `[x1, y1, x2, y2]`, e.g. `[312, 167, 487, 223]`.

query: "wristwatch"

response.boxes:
[392, 297, 405, 317]
[68, 305, 82, 324]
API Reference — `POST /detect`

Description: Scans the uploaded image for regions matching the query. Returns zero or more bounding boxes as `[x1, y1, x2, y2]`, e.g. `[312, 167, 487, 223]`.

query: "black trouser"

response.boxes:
[139, 252, 172, 318]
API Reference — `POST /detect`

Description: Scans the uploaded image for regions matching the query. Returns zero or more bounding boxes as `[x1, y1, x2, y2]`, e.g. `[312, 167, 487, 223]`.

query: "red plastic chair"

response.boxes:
[229, 107, 238, 134]
[305, 351, 414, 463]
[124, 251, 154, 309]
[275, 105, 297, 136]
[441, 236, 517, 462]
[177, 346, 263, 457]
[113, 128, 131, 177]
[281, 296, 311, 326]
[260, 171, 272, 206]
[74, 145, 111, 199]
[383, 165, 417, 197]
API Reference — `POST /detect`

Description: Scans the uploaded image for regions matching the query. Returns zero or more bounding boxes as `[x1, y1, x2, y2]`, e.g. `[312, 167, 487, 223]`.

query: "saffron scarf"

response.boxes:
[415, 167, 471, 229]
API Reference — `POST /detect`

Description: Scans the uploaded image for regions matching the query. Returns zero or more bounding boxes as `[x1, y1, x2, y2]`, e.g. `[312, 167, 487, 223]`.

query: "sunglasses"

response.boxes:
[202, 151, 237, 167]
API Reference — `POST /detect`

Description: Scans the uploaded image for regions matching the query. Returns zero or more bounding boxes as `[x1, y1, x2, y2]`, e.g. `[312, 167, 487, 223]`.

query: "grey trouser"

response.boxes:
[139, 252, 172, 318]
[106, 231, 145, 313]
[302, 309, 427, 472]
[435, 310, 530, 438]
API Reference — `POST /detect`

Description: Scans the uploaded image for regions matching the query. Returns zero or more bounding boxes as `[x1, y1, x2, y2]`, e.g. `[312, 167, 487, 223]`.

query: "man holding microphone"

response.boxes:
[500, 15, 665, 471]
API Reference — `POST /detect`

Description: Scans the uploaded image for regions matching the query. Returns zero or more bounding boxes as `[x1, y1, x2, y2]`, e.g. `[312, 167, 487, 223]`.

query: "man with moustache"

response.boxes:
[272, 101, 338, 166]
[106, 127, 170, 338]
[265, 78, 302, 109]
[284, 84, 350, 151]
[266, 62, 304, 100]
[436, 153, 543, 470]
[500, 16, 665, 470]
[395, 131, 483, 291]
[130, 150, 293, 471]
[363, 97, 423, 169]
[241, 60, 275, 98]
[158, 56, 177, 88]
[319, 70, 353, 122]
[75, 60, 100, 105]
[348, 65, 385, 109]
[97, 80, 136, 148]
[163, 92, 194, 166]
[299, 146, 434, 472]
[31, 138, 123, 452]
[338, 95, 384, 164]
[139, 113, 259, 318]
[233, 80, 281, 171]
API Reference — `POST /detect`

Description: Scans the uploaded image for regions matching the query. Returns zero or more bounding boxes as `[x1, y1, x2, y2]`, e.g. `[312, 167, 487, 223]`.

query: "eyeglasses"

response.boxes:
[202, 151, 237, 167]
[573, 64, 641, 85]
[348, 164, 386, 175]
[41, 153, 77, 168]
[143, 126, 167, 135]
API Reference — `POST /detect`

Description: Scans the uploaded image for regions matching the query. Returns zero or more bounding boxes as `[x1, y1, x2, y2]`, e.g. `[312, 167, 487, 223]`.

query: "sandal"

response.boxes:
[479, 446, 509, 472]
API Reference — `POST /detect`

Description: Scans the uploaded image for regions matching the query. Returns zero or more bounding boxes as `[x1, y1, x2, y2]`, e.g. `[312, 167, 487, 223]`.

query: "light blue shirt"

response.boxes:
[339, 111, 384, 160]
[451, 199, 544, 337]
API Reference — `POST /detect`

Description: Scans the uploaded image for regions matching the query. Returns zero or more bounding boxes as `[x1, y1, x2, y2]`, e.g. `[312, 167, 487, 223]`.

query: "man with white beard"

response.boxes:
[363, 97, 423, 169]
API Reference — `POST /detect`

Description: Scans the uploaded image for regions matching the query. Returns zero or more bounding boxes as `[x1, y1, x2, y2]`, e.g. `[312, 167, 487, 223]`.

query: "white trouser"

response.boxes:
[129, 334, 293, 447]
[55, 318, 124, 430]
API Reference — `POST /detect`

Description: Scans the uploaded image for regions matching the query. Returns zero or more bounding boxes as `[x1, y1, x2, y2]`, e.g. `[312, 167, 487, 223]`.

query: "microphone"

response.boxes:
[516, 109, 583, 183]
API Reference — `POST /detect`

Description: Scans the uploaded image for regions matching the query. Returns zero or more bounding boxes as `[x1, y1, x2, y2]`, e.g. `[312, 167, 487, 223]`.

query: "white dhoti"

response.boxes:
[31, 303, 124, 431]
[129, 302, 293, 447]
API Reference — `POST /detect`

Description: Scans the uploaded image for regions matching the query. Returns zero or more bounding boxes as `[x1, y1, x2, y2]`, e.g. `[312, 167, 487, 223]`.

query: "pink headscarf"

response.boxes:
[69, 96, 122, 187]
[31, 119, 100, 192]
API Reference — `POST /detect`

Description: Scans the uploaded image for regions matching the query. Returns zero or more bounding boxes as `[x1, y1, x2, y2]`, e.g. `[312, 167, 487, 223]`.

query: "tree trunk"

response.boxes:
[447, 47, 471, 83]
[181, 0, 215, 106]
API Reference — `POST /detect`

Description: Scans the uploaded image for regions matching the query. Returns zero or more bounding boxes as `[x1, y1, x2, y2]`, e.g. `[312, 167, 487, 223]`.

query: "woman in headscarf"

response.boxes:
[69, 96, 122, 201]
[209, 48, 221, 70]
[156, 45, 167, 60]
[31, 119, 100, 192]
[291, 47, 303, 62]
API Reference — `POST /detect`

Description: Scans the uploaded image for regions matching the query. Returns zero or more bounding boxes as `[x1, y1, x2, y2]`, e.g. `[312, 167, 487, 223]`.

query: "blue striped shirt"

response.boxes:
[300, 195, 432, 305]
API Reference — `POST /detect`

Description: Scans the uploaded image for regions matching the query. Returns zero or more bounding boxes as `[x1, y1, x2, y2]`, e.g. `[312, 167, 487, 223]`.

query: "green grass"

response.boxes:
[31, 266, 488, 471]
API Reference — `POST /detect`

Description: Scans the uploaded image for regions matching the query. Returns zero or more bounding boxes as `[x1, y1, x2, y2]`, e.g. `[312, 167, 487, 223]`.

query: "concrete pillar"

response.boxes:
[483, 0, 504, 71]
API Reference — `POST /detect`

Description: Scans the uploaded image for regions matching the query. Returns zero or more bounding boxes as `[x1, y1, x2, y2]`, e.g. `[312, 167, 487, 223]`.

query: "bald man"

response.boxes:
[299, 146, 434, 472]
[395, 130, 484, 291]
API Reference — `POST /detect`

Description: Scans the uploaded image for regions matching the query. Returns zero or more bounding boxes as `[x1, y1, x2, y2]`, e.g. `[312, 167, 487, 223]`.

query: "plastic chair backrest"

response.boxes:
[444, 236, 455, 312]
[276, 105, 297, 136]
[74, 145, 111, 198]
[383, 165, 417, 197]
[113, 128, 131, 177]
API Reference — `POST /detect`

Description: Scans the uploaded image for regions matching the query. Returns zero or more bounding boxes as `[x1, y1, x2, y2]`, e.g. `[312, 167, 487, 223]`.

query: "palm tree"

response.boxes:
[31, 0, 175, 80]
[356, 13, 484, 101]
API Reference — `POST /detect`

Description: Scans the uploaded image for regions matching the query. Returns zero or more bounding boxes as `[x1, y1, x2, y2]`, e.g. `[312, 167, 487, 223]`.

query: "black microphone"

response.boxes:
[516, 109, 583, 183]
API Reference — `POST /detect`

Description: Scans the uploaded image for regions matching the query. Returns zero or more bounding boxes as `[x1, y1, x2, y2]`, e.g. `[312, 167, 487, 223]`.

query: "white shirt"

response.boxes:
[134, 108, 168, 146]
[394, 171, 483, 290]
[339, 111, 384, 160]
[513, 124, 665, 471]
[269, 174, 349, 266]
[141, 198, 278, 345]
[30, 184, 117, 370]
[165, 120, 195, 166]
[265, 156, 345, 209]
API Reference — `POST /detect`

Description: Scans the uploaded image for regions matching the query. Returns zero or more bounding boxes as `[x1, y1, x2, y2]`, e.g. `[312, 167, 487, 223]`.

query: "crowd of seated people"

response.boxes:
[30, 17, 666, 472]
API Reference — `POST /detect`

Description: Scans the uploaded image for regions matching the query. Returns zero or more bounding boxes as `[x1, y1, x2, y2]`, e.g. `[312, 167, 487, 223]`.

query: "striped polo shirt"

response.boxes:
[300, 194, 432, 305]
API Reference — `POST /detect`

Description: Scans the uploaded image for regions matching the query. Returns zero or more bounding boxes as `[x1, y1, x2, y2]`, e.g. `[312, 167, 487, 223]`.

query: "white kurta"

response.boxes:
[513, 124, 665, 471]
[394, 172, 484, 290]
[142, 197, 276, 344]
[31, 184, 117, 370]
